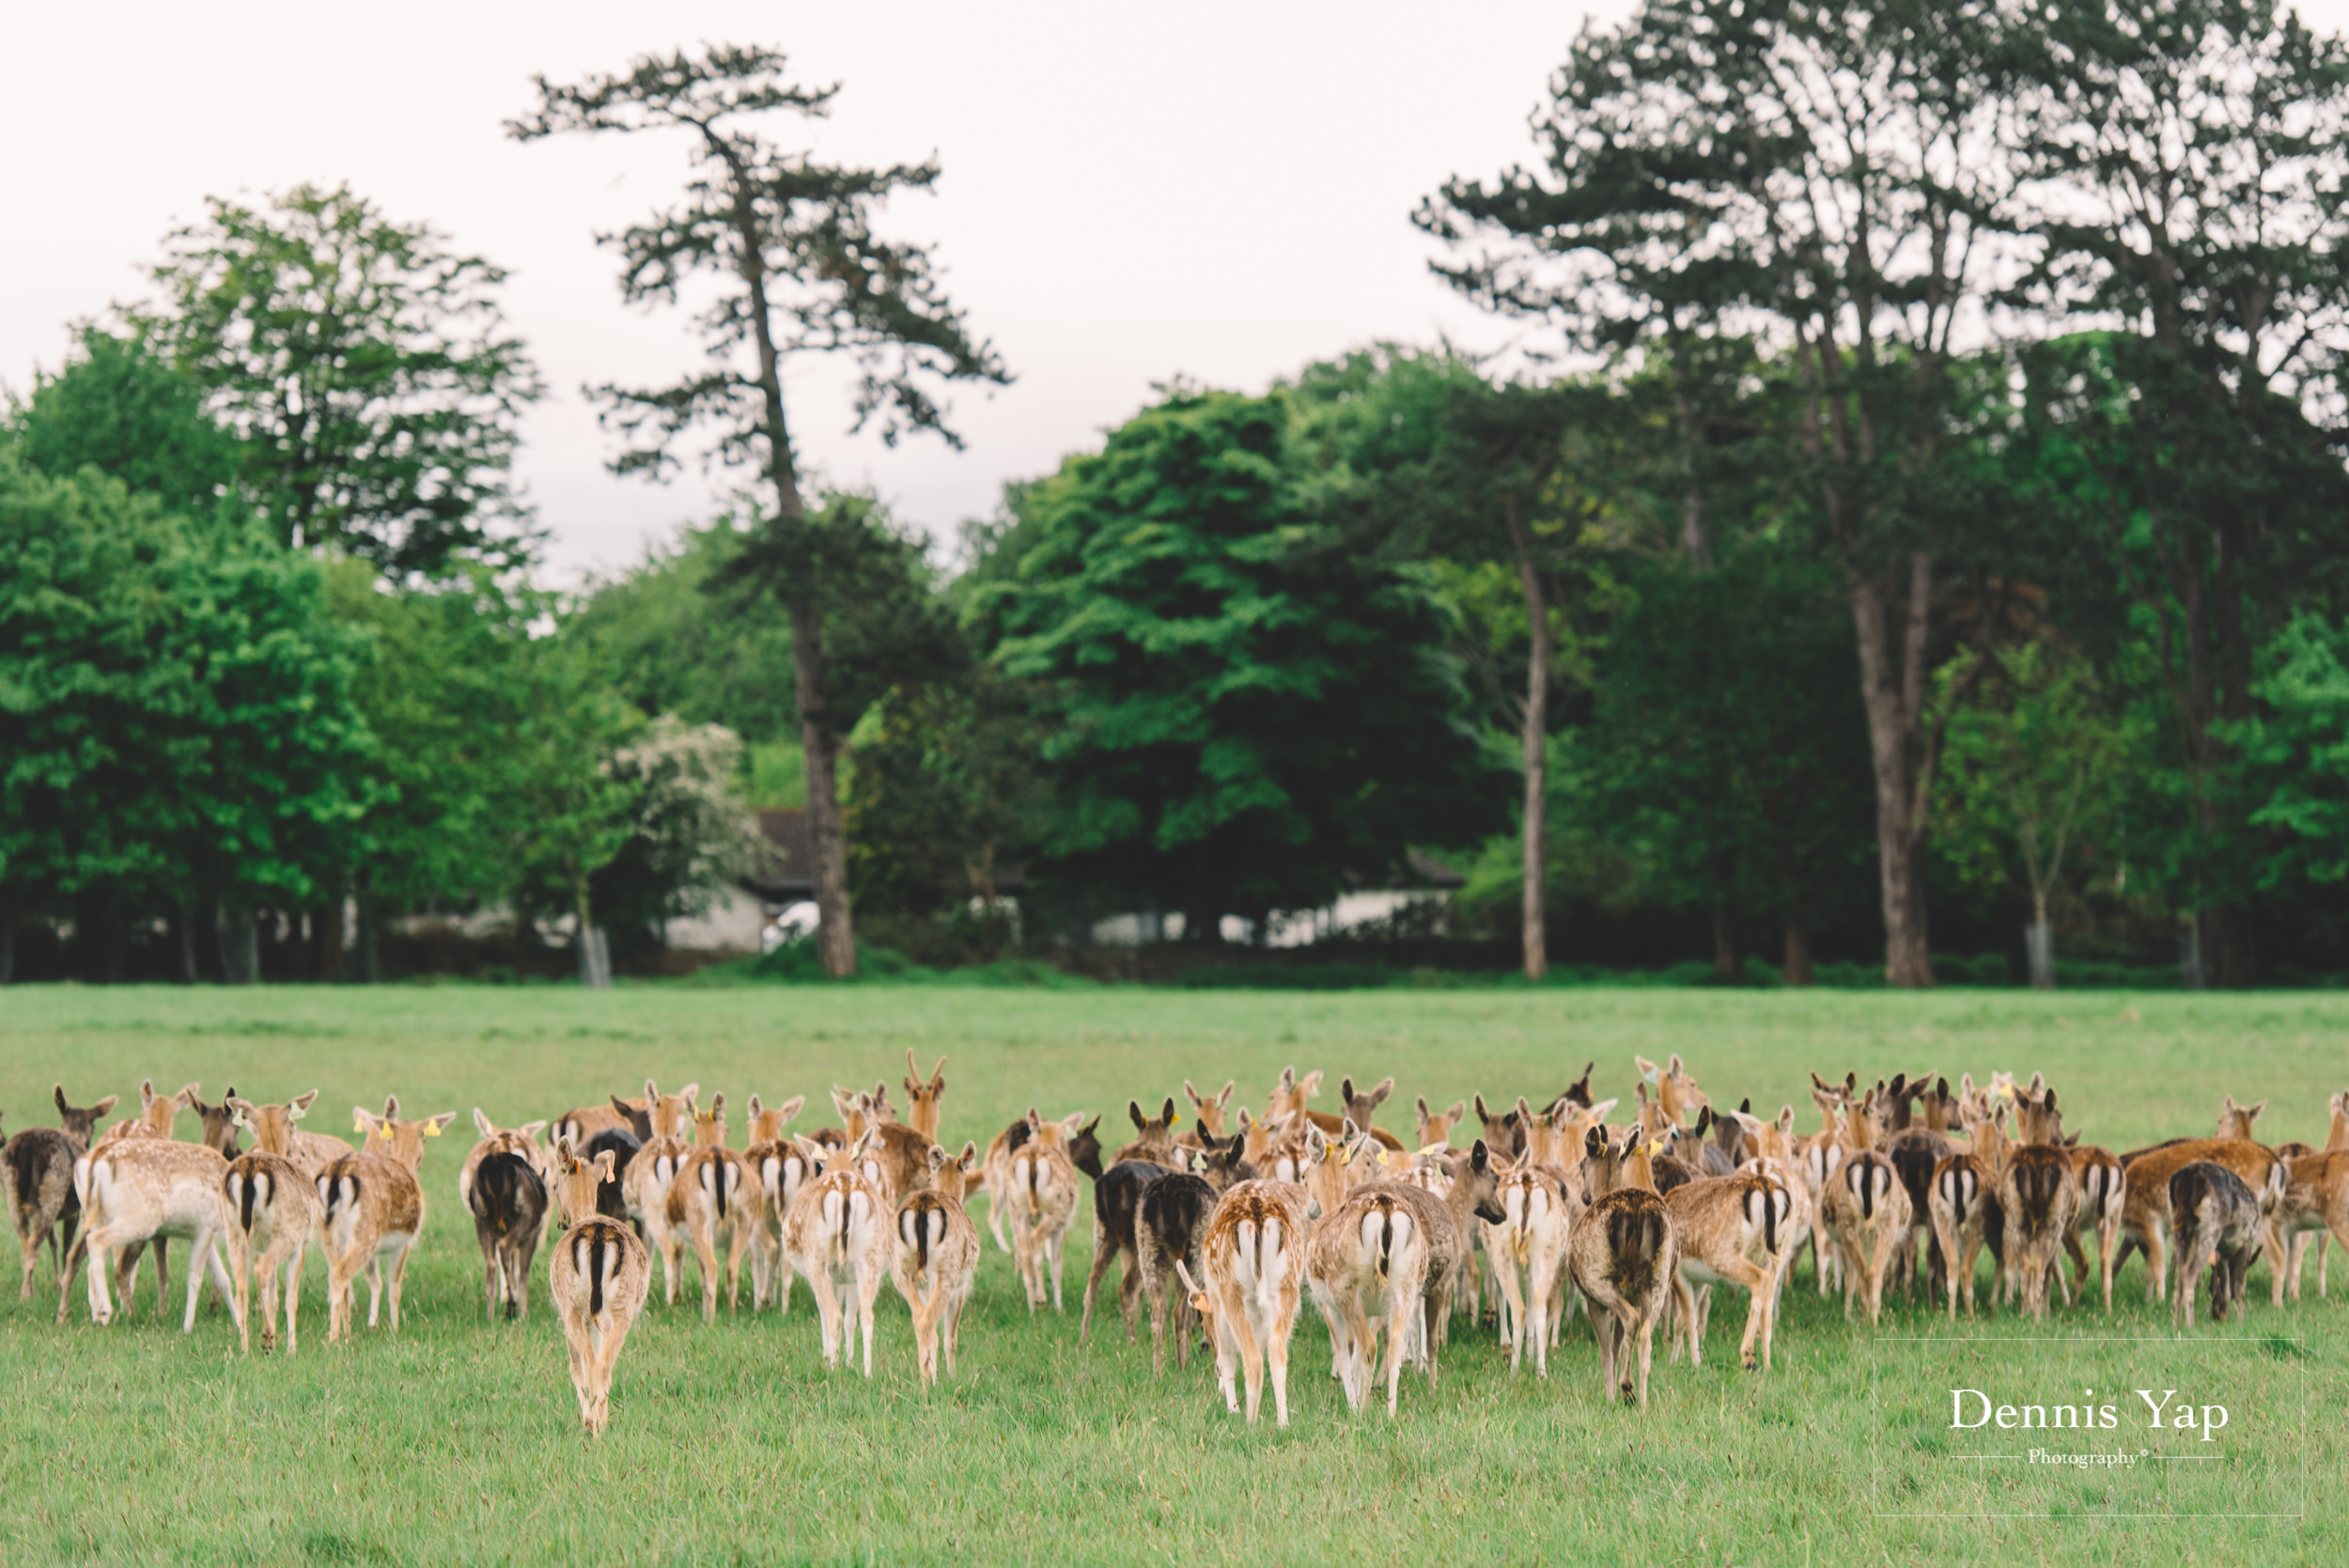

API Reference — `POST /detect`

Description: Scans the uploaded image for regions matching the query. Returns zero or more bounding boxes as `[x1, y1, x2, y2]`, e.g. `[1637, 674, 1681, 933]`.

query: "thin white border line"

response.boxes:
[1871, 1514, 2304, 1520]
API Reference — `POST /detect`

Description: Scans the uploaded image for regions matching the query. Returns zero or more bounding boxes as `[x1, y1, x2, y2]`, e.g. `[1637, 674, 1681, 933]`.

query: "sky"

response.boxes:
[1, 1, 1641, 582]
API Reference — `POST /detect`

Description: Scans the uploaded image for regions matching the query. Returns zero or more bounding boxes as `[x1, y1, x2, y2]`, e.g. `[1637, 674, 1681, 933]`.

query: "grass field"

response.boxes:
[0, 982, 2342, 1566]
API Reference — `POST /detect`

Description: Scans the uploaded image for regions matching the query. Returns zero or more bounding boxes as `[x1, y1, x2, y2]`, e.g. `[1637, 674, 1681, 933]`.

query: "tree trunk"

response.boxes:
[357, 893, 382, 984]
[2026, 892, 2054, 991]
[1505, 495, 1549, 982]
[174, 902, 199, 984]
[0, 913, 14, 986]
[216, 906, 257, 986]
[313, 878, 347, 983]
[574, 881, 612, 990]
[77, 893, 125, 985]
[1781, 914, 1812, 987]
[1848, 556, 1937, 987]
[790, 601, 857, 979]
[1711, 899, 1739, 982]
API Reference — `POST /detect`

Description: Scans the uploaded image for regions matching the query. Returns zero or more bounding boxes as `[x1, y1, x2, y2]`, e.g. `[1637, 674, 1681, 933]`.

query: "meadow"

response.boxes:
[0, 981, 2342, 1566]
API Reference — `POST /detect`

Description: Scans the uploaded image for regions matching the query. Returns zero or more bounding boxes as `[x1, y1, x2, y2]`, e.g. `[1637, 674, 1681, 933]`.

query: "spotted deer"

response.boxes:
[317, 1100, 456, 1342]
[618, 1080, 699, 1305]
[220, 1147, 320, 1354]
[1179, 1175, 1313, 1425]
[1821, 1144, 1911, 1326]
[1926, 1095, 2009, 1318]
[1305, 1183, 1431, 1416]
[893, 1141, 982, 1385]
[547, 1141, 650, 1436]
[4, 1085, 115, 1297]
[1664, 1169, 1795, 1372]
[551, 1090, 649, 1153]
[1567, 1126, 1679, 1408]
[461, 1109, 551, 1322]
[2168, 1160, 2264, 1327]
[62, 1126, 241, 1335]
[901, 1053, 948, 1141]
[2216, 1095, 2265, 1141]
[2116, 1135, 2287, 1306]
[741, 1093, 807, 1311]
[1636, 1055, 1712, 1127]
[1006, 1110, 1086, 1312]
[1135, 1132, 1255, 1374]
[1415, 1097, 1468, 1150]
[666, 1094, 761, 1320]
[1485, 1162, 1573, 1376]
[1336, 1077, 1405, 1153]
[2277, 1150, 2349, 1301]
[227, 1090, 352, 1178]
[782, 1133, 893, 1376]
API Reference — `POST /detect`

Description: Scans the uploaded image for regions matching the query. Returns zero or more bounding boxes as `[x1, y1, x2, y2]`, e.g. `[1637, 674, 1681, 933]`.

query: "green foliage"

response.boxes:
[591, 715, 766, 944]
[976, 388, 1503, 925]
[129, 183, 542, 577]
[1934, 640, 2128, 920]
[567, 521, 801, 745]
[7, 328, 240, 519]
[0, 455, 371, 927]
[2240, 614, 2349, 885]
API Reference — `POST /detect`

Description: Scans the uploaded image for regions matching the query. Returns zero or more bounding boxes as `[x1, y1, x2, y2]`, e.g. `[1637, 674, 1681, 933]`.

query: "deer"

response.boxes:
[467, 1147, 548, 1324]
[458, 1109, 550, 1213]
[782, 1133, 893, 1376]
[61, 1121, 241, 1335]
[220, 1144, 321, 1355]
[1182, 1079, 1237, 1141]
[2276, 1148, 2349, 1302]
[1414, 1097, 1468, 1150]
[4, 1085, 116, 1298]
[1926, 1094, 2009, 1319]
[1635, 1055, 1711, 1127]
[2216, 1095, 2265, 1141]
[1079, 1147, 1185, 1348]
[226, 1090, 352, 1178]
[547, 1140, 650, 1436]
[2168, 1160, 2264, 1327]
[1006, 1109, 1086, 1312]
[1820, 1142, 1911, 1326]
[1485, 1162, 1573, 1377]
[1567, 1126, 1679, 1408]
[74, 1081, 244, 1320]
[1368, 1136, 1507, 1370]
[1471, 1093, 1526, 1158]
[901, 1053, 948, 1141]
[551, 1091, 650, 1154]
[2116, 1134, 2287, 1307]
[317, 1099, 456, 1342]
[1664, 1169, 1796, 1372]
[1336, 1077, 1406, 1153]
[740, 1093, 807, 1310]
[618, 1080, 699, 1306]
[1176, 1175, 1313, 1425]
[1110, 1097, 1184, 1167]
[893, 1141, 982, 1385]
[665, 1094, 761, 1321]
[1305, 1183, 1432, 1416]
[1135, 1131, 1255, 1374]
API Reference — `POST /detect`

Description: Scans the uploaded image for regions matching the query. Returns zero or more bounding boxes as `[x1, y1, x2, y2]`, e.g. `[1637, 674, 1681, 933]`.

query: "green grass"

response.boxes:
[0, 983, 2341, 1565]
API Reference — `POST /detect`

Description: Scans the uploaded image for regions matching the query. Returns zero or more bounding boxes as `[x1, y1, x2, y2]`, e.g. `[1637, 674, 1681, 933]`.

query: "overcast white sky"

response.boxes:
[0, 0, 1659, 582]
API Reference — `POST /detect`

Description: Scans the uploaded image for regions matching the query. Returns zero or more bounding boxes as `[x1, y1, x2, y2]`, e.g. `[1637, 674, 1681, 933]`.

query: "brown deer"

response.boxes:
[1304, 1184, 1431, 1415]
[1821, 1145, 1911, 1326]
[317, 1100, 456, 1342]
[1005, 1110, 1084, 1312]
[1135, 1132, 1255, 1374]
[2216, 1095, 2266, 1141]
[62, 1127, 241, 1334]
[2117, 1135, 2286, 1306]
[618, 1079, 698, 1305]
[666, 1094, 760, 1320]
[4, 1085, 116, 1297]
[1336, 1077, 1406, 1152]
[1485, 1164, 1573, 1376]
[782, 1134, 893, 1375]
[1179, 1175, 1313, 1425]
[741, 1093, 807, 1310]
[220, 1148, 320, 1355]
[902, 1053, 948, 1141]
[2277, 1149, 2349, 1301]
[2168, 1160, 2264, 1327]
[1414, 1097, 1469, 1150]
[551, 1091, 649, 1153]
[893, 1142, 982, 1385]
[226, 1090, 351, 1178]
[1664, 1170, 1795, 1371]
[1926, 1095, 2008, 1318]
[1183, 1079, 1237, 1140]
[1635, 1055, 1711, 1127]
[1566, 1126, 1679, 1408]
[547, 1141, 650, 1436]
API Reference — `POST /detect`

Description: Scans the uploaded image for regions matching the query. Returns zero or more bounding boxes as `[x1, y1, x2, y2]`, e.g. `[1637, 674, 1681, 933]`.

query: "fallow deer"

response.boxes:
[467, 1149, 548, 1323]
[902, 1052, 948, 1141]
[1635, 1055, 1711, 1127]
[62, 1126, 241, 1334]
[1485, 1163, 1573, 1376]
[1135, 1133, 1254, 1374]
[782, 1133, 893, 1375]
[1005, 1109, 1085, 1312]
[1109, 1097, 1182, 1167]
[1566, 1126, 1679, 1408]
[317, 1100, 456, 1341]
[458, 1109, 550, 1213]
[2116, 1135, 2286, 1306]
[1305, 1183, 1432, 1416]
[1079, 1151, 1184, 1347]
[666, 1094, 759, 1320]
[1182, 1079, 1237, 1141]
[893, 1142, 981, 1385]
[1664, 1169, 1795, 1372]
[618, 1079, 698, 1305]
[1926, 1095, 2008, 1318]
[1337, 1077, 1406, 1152]
[1820, 1146, 1911, 1326]
[1181, 1175, 1314, 1425]
[551, 1091, 649, 1153]
[741, 1092, 807, 1310]
[547, 1141, 650, 1436]
[2216, 1095, 2265, 1141]
[2168, 1160, 2263, 1327]
[1415, 1097, 1468, 1150]
[2276, 1149, 2349, 1302]
[220, 1147, 320, 1354]
[227, 1090, 351, 1178]
[3, 1085, 115, 1297]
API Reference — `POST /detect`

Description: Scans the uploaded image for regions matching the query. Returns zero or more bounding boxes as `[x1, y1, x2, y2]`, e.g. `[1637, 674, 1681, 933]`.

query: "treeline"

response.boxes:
[7, 8, 2349, 988]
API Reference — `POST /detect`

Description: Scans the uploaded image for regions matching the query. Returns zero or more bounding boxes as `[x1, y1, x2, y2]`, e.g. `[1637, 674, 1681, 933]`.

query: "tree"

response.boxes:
[591, 715, 768, 955]
[974, 388, 1502, 937]
[1290, 350, 1618, 977]
[2018, 1, 2349, 980]
[506, 639, 642, 989]
[2238, 614, 2349, 890]
[1934, 640, 2126, 987]
[130, 183, 542, 577]
[1420, 0, 2034, 985]
[509, 44, 1010, 977]
[0, 455, 371, 984]
[7, 328, 240, 519]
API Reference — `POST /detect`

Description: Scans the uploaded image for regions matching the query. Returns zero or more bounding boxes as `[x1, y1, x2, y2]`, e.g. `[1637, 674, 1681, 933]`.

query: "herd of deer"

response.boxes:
[5, 1051, 2345, 1434]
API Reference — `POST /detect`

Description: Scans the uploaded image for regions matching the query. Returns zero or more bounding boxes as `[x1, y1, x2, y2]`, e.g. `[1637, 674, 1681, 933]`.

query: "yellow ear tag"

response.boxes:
[354, 1113, 368, 1133]
[377, 1126, 393, 1141]
[1168, 1112, 1181, 1127]
[424, 1122, 442, 1137]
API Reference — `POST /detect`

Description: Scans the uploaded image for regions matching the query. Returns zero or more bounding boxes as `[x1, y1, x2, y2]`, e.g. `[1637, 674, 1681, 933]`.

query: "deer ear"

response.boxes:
[1470, 1140, 1490, 1173]
[91, 1094, 118, 1117]
[1415, 1096, 1430, 1119]
[474, 1108, 495, 1140]
[1160, 1096, 1177, 1126]
[777, 1094, 805, 1123]
[1129, 1100, 1146, 1130]
[1218, 1080, 1234, 1105]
